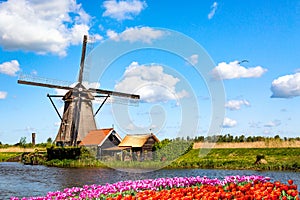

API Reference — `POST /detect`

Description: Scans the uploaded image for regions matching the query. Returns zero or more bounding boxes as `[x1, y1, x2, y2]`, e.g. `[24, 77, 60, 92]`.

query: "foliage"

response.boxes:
[22, 149, 47, 165]
[256, 154, 265, 161]
[153, 138, 193, 161]
[46, 137, 52, 144]
[16, 137, 27, 147]
[46, 147, 81, 160]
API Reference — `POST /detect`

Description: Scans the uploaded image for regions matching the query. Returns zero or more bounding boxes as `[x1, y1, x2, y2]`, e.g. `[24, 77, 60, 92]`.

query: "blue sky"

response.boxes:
[0, 0, 300, 144]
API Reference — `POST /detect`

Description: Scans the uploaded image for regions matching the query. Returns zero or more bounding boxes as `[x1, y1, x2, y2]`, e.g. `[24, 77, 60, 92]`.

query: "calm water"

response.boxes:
[1, 162, 300, 199]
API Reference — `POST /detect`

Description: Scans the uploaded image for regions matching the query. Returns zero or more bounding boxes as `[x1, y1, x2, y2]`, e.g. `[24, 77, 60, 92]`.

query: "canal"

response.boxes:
[1, 162, 299, 199]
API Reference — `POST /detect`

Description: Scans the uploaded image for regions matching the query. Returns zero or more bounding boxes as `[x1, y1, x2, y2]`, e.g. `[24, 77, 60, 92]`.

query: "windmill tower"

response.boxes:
[18, 35, 140, 146]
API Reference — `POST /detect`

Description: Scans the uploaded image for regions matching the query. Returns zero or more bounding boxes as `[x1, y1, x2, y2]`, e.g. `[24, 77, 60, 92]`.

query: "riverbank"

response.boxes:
[173, 148, 300, 171]
[0, 147, 46, 162]
[1, 146, 299, 171]
[40, 148, 300, 171]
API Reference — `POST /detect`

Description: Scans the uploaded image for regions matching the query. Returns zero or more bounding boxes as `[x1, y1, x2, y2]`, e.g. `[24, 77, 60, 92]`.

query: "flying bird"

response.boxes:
[238, 60, 249, 64]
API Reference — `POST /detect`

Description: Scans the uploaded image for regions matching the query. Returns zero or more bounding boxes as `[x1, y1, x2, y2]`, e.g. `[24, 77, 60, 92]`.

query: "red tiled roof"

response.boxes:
[79, 128, 113, 146]
[118, 134, 159, 148]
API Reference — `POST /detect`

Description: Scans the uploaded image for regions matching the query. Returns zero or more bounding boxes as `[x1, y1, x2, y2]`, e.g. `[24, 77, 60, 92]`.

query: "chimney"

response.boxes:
[32, 133, 36, 146]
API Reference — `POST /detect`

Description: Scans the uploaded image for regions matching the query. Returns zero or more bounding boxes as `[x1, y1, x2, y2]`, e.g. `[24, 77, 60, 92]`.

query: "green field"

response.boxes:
[171, 148, 300, 171]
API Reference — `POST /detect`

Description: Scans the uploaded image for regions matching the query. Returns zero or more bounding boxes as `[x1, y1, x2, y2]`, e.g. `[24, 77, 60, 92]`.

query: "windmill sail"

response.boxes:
[18, 35, 140, 146]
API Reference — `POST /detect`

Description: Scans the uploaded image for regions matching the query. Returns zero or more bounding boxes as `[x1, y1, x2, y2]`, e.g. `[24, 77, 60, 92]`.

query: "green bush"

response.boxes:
[47, 147, 81, 160]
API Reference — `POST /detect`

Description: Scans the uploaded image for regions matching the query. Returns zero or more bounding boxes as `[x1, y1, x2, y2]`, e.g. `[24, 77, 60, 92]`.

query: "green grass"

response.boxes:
[171, 148, 300, 171]
[0, 152, 23, 162]
[2, 148, 300, 171]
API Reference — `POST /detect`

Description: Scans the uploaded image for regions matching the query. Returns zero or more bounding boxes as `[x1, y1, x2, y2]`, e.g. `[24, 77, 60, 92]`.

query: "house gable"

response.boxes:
[118, 133, 160, 148]
[79, 128, 121, 146]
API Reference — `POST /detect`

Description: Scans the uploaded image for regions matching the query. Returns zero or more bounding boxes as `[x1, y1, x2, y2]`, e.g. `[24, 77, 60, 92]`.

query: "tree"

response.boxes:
[19, 137, 27, 147]
[238, 135, 245, 142]
[47, 137, 53, 144]
[274, 135, 281, 140]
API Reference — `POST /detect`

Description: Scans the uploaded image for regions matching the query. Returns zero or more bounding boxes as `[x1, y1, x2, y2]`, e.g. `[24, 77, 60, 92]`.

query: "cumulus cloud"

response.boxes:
[102, 0, 147, 21]
[212, 61, 267, 80]
[264, 120, 281, 127]
[0, 0, 94, 56]
[115, 62, 188, 103]
[0, 60, 20, 76]
[223, 117, 237, 128]
[271, 72, 300, 98]
[187, 54, 199, 66]
[107, 27, 166, 44]
[0, 91, 7, 99]
[208, 2, 218, 19]
[225, 99, 250, 111]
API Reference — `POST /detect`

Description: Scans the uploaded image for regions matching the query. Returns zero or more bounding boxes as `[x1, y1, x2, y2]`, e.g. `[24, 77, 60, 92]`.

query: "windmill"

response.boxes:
[18, 35, 140, 146]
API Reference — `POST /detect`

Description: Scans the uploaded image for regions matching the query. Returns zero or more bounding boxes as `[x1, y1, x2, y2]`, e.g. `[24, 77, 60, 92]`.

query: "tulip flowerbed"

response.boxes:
[11, 175, 299, 200]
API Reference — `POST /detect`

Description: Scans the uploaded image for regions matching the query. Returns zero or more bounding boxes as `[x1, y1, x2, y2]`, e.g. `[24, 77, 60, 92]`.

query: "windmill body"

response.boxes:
[55, 84, 97, 146]
[18, 35, 140, 146]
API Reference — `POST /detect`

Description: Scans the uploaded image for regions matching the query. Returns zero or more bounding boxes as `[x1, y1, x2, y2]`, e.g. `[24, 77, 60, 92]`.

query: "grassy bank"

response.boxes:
[0, 152, 23, 162]
[2, 147, 300, 171]
[172, 148, 300, 171]
[40, 148, 300, 171]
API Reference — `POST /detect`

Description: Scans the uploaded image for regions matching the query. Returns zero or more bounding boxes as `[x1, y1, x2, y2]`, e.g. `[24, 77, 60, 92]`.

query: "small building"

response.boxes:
[79, 128, 122, 159]
[118, 133, 160, 161]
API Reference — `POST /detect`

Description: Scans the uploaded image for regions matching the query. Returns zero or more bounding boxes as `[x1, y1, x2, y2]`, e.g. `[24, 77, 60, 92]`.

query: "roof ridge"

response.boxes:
[127, 133, 151, 136]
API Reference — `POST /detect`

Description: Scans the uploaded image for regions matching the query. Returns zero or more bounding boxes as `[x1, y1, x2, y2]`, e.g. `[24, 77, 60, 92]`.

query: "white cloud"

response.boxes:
[264, 120, 281, 127]
[107, 29, 119, 39]
[223, 117, 237, 128]
[212, 61, 267, 80]
[0, 60, 20, 76]
[107, 27, 166, 44]
[187, 54, 199, 66]
[102, 0, 147, 21]
[31, 70, 38, 76]
[225, 99, 250, 111]
[208, 2, 218, 19]
[0, 0, 93, 56]
[0, 91, 8, 99]
[115, 62, 188, 103]
[271, 72, 300, 98]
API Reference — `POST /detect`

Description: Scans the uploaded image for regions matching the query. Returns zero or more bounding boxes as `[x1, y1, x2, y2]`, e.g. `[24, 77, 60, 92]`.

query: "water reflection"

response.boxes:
[1, 162, 299, 199]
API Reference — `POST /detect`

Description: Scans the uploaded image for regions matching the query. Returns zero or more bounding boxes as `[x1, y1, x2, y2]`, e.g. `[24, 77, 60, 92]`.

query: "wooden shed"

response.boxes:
[79, 128, 122, 159]
[118, 133, 160, 161]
